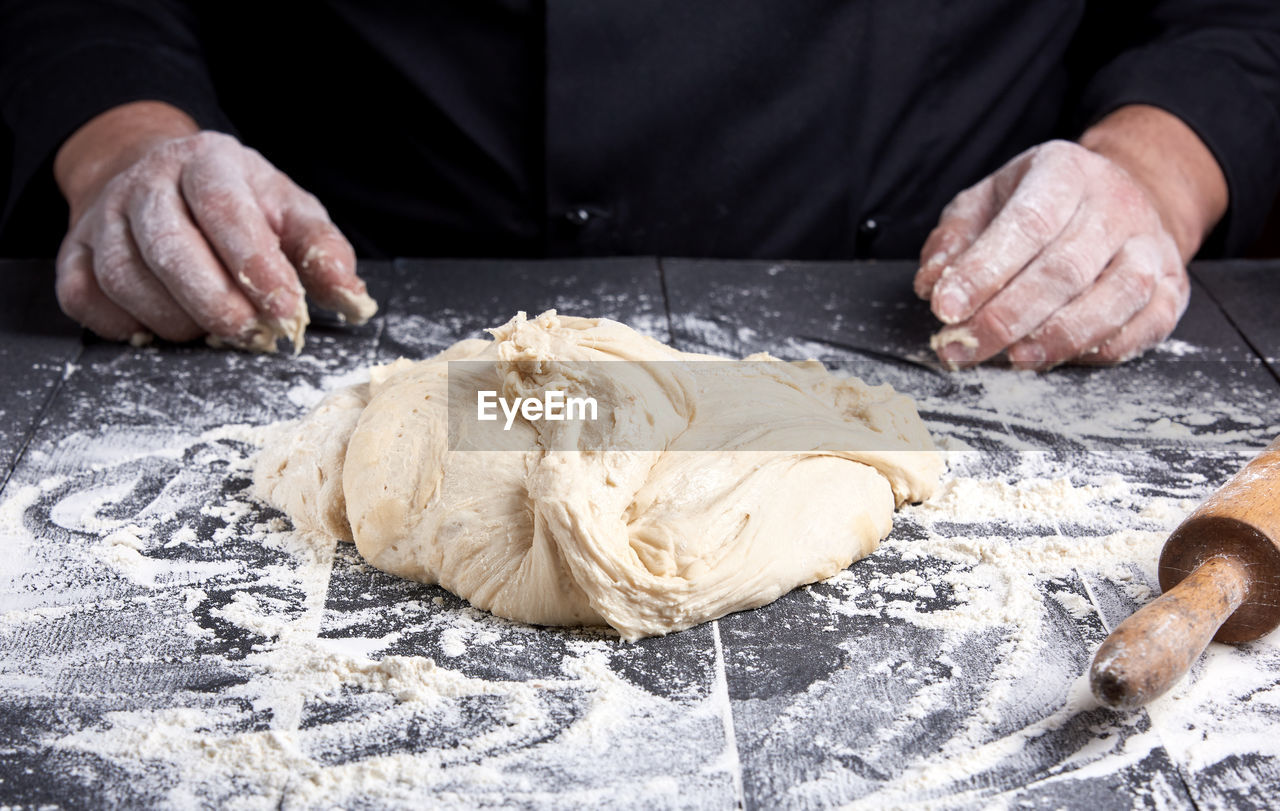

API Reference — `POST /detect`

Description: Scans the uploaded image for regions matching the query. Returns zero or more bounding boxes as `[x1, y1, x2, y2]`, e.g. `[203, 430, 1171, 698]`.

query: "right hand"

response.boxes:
[913, 140, 1188, 369]
[55, 107, 375, 350]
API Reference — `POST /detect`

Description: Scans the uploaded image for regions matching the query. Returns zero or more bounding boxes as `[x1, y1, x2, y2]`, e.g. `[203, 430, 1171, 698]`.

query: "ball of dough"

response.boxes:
[254, 311, 941, 639]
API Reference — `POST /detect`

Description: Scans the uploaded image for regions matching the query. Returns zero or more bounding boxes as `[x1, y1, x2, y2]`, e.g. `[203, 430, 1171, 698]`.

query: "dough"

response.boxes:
[254, 311, 941, 639]
[205, 298, 313, 355]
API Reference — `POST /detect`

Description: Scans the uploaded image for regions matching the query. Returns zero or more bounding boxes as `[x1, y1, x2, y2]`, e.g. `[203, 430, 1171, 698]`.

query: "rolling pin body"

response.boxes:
[1090, 438, 1280, 708]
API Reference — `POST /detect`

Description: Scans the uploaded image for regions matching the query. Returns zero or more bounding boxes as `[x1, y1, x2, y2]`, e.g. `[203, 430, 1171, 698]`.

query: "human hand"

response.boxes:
[54, 104, 376, 351]
[914, 139, 1188, 370]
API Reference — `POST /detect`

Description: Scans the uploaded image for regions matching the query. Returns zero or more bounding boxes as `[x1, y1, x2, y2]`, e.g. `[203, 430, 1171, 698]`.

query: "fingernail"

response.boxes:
[129, 330, 153, 348]
[262, 284, 304, 320]
[923, 251, 949, 272]
[332, 286, 379, 325]
[937, 340, 976, 369]
[301, 244, 328, 271]
[1011, 342, 1046, 369]
[236, 320, 277, 353]
[934, 287, 968, 324]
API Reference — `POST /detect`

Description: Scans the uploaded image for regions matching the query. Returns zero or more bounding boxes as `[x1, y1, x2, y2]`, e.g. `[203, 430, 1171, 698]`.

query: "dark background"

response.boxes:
[4, 119, 1279, 259]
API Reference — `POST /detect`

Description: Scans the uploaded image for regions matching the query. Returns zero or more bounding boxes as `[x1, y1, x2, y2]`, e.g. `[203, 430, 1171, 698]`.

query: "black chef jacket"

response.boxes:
[2, 1, 1279, 260]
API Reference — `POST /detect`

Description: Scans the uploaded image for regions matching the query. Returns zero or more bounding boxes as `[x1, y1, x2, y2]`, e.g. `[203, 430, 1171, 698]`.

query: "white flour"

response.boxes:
[0, 421, 735, 808]
[2, 424, 1270, 809]
[1, 310, 1278, 808]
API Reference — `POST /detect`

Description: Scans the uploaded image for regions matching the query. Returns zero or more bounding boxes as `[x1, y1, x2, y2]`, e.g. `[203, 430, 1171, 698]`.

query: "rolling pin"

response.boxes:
[1090, 436, 1280, 709]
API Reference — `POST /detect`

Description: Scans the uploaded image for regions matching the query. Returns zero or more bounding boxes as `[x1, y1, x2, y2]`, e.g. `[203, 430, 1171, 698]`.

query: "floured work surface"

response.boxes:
[1, 257, 1279, 809]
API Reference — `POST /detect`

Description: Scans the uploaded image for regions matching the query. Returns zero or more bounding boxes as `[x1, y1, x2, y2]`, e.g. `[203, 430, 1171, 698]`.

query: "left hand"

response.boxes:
[913, 140, 1188, 369]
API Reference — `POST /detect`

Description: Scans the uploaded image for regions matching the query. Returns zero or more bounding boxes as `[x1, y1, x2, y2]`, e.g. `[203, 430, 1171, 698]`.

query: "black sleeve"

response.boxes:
[0, 0, 230, 243]
[1071, 0, 1280, 257]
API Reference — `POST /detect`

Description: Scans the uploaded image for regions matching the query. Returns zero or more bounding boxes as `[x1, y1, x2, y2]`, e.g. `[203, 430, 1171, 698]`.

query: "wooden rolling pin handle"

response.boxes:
[1090, 555, 1248, 709]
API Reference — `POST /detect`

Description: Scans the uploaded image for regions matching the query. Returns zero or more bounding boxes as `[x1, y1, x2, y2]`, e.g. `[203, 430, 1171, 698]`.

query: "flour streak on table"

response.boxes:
[1, 259, 1279, 809]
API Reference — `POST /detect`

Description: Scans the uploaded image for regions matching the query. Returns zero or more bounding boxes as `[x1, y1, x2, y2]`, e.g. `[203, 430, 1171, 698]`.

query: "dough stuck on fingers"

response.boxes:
[206, 296, 310, 354]
[207, 283, 378, 355]
[300, 244, 380, 326]
[328, 286, 379, 325]
[273, 297, 311, 354]
[929, 325, 980, 370]
[254, 310, 941, 639]
[209, 241, 379, 353]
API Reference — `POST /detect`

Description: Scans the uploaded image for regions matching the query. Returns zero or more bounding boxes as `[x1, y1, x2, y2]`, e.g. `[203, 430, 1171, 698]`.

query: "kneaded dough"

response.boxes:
[254, 311, 941, 639]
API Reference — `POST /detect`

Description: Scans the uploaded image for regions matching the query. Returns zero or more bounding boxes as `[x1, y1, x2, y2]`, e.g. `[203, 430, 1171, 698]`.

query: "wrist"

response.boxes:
[54, 101, 200, 224]
[1078, 105, 1228, 262]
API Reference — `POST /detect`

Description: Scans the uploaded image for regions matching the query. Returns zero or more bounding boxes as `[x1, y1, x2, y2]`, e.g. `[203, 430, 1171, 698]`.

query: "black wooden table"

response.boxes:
[0, 258, 1277, 809]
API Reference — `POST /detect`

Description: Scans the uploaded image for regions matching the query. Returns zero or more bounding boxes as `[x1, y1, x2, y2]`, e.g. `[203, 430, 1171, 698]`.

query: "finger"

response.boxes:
[277, 190, 377, 324]
[1078, 257, 1189, 365]
[179, 150, 304, 322]
[55, 236, 149, 344]
[931, 146, 1087, 324]
[931, 203, 1124, 366]
[241, 147, 376, 323]
[915, 178, 999, 299]
[91, 212, 204, 343]
[125, 183, 259, 340]
[1006, 235, 1165, 369]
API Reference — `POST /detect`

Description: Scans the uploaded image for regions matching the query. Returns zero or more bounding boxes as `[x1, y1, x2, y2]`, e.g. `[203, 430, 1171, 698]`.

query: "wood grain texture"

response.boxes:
[0, 260, 82, 482]
[1192, 260, 1280, 379]
[663, 258, 1280, 809]
[1161, 436, 1280, 642]
[1093, 435, 1280, 708]
[2, 258, 1279, 808]
[1092, 555, 1248, 708]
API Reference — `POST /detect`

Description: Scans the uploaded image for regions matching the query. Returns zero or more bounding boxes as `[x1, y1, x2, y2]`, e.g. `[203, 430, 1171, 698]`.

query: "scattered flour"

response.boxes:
[2, 309, 1278, 808]
[7, 427, 1267, 809]
[92, 525, 160, 587]
[0, 414, 737, 808]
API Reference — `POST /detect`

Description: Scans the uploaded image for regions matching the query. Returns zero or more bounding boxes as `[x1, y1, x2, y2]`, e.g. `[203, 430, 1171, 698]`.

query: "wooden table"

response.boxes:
[0, 258, 1277, 808]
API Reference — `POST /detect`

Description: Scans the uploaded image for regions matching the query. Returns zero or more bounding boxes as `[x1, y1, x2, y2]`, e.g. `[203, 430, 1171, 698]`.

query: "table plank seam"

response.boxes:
[1192, 276, 1280, 388]
[0, 339, 84, 500]
[655, 257, 677, 344]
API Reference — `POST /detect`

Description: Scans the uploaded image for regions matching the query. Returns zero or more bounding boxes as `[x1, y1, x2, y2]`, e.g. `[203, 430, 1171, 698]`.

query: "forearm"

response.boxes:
[54, 101, 200, 224]
[1078, 104, 1228, 263]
